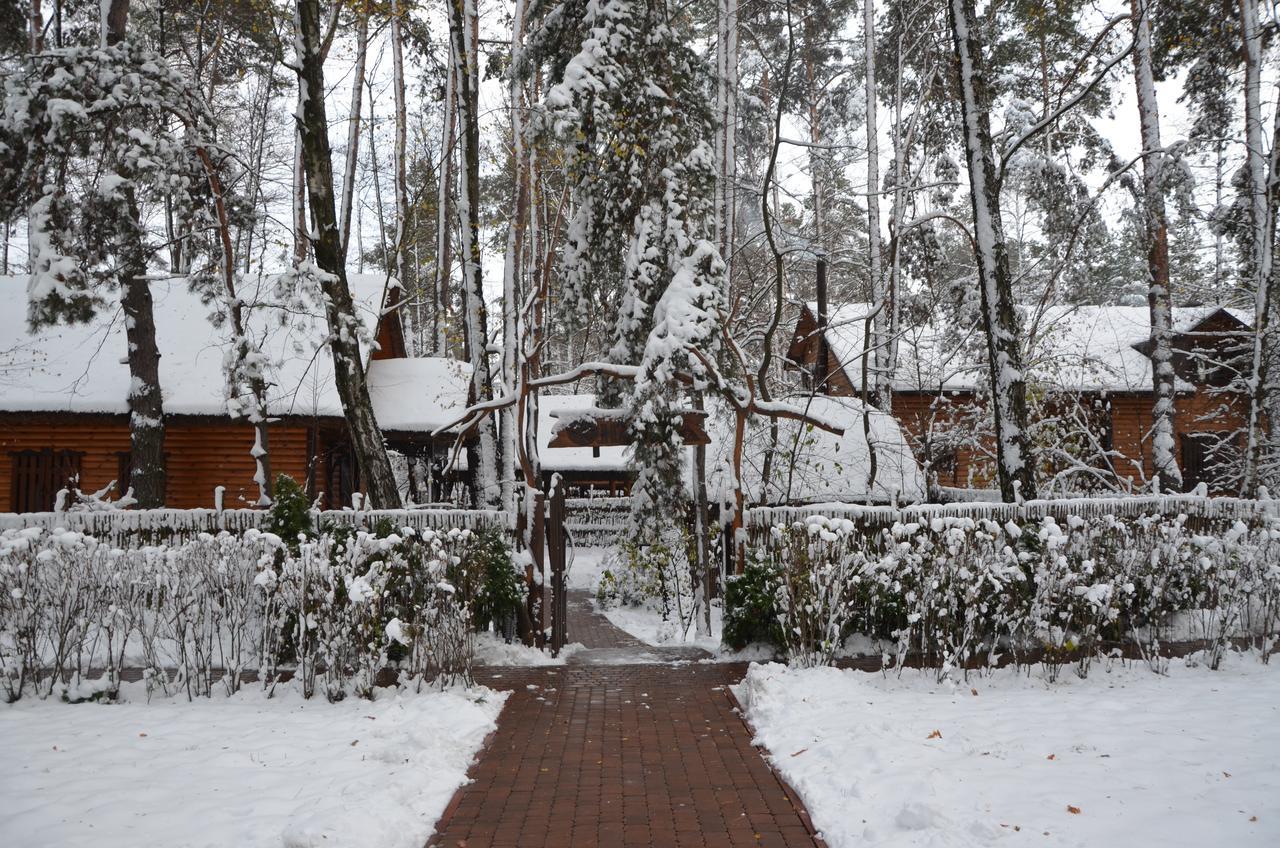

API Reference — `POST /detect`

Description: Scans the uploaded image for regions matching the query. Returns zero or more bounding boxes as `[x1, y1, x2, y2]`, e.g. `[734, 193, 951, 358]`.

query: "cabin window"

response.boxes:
[9, 449, 83, 512]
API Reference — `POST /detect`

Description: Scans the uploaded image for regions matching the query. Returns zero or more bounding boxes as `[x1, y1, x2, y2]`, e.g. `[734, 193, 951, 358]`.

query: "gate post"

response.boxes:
[547, 474, 568, 655]
[528, 492, 546, 648]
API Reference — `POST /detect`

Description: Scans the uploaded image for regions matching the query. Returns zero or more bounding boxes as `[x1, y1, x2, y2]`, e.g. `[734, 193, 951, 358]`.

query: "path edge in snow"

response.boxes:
[724, 682, 830, 847]
[424, 685, 519, 845]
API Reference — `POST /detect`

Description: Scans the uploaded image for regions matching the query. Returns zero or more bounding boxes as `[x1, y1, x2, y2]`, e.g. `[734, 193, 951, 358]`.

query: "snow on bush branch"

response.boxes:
[750, 510, 1280, 680]
[0, 524, 495, 704]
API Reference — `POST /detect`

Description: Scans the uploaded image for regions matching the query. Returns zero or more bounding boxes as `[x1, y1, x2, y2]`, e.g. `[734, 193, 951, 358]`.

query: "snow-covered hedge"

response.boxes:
[752, 510, 1280, 679]
[0, 524, 486, 703]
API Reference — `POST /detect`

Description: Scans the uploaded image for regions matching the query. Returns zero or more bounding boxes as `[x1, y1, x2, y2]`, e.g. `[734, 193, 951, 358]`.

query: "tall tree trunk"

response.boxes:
[1240, 0, 1277, 496]
[196, 148, 272, 505]
[883, 25, 912, 419]
[714, 0, 739, 270]
[294, 0, 400, 508]
[104, 0, 167, 507]
[448, 0, 501, 507]
[366, 78, 388, 271]
[947, 0, 1036, 502]
[865, 0, 888, 412]
[391, 0, 411, 345]
[1131, 0, 1181, 493]
[29, 0, 42, 53]
[501, 0, 530, 512]
[338, 0, 369, 256]
[434, 48, 457, 356]
[756, 1, 796, 498]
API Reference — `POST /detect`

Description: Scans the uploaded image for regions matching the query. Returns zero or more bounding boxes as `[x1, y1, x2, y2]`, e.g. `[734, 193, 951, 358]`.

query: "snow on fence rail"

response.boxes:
[0, 507, 513, 545]
[746, 494, 1279, 535]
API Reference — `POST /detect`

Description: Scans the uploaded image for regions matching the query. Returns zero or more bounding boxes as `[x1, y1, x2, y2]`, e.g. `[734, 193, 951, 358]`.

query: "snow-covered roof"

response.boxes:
[0, 273, 467, 432]
[810, 302, 1250, 394]
[536, 393, 926, 503]
[368, 357, 471, 433]
[703, 395, 926, 504]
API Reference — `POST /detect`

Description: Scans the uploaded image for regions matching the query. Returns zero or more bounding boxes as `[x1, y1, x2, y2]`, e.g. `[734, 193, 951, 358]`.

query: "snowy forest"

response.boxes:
[1, 0, 1278, 526]
[5, 6, 1280, 845]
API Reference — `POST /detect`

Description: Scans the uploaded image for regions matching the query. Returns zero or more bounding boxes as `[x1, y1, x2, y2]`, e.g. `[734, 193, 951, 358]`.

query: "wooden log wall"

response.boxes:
[0, 413, 320, 511]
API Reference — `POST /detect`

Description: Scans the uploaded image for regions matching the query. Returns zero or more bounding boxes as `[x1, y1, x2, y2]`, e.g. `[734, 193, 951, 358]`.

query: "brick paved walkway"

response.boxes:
[429, 592, 822, 847]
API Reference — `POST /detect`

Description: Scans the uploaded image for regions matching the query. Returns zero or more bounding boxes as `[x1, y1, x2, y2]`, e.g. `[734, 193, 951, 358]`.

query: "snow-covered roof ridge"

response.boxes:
[0, 273, 467, 432]
[805, 301, 1251, 393]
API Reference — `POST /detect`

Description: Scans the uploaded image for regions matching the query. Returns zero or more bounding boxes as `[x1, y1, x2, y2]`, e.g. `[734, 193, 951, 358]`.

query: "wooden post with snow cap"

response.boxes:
[523, 491, 546, 647]
[547, 473, 568, 654]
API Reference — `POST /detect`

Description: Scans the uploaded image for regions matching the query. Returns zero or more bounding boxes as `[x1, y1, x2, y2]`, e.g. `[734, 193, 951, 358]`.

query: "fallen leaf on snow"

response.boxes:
[927, 730, 942, 739]
[790, 748, 808, 757]
[971, 688, 978, 696]
[1066, 806, 1082, 815]
[1046, 754, 1055, 760]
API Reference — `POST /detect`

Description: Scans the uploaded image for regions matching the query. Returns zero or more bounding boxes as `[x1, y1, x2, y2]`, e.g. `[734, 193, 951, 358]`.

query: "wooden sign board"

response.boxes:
[548, 410, 710, 448]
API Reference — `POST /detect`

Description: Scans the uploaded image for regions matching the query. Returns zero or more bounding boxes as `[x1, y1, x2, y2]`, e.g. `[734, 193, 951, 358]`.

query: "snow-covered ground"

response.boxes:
[473, 631, 585, 665]
[566, 545, 612, 590]
[602, 599, 725, 653]
[738, 656, 1280, 848]
[0, 682, 507, 848]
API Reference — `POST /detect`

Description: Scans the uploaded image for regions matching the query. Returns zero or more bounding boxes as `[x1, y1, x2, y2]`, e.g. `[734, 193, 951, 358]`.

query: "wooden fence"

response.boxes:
[744, 495, 1280, 544]
[562, 496, 630, 547]
[0, 506, 513, 545]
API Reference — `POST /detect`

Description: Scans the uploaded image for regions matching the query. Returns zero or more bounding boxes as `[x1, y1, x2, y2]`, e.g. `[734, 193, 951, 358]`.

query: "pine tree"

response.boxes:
[532, 0, 728, 538]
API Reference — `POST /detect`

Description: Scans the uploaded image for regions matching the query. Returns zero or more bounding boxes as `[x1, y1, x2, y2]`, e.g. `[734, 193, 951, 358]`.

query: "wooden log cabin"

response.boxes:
[1, 274, 473, 512]
[786, 299, 1255, 495]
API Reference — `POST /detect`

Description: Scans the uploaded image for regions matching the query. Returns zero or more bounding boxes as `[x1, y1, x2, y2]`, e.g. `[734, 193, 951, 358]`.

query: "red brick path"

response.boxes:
[429, 593, 822, 847]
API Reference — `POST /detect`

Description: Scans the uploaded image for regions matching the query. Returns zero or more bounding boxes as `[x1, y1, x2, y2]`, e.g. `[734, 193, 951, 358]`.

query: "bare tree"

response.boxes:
[447, 0, 501, 506]
[1129, 0, 1181, 493]
[947, 0, 1037, 502]
[338, 0, 370, 256]
[1239, 0, 1278, 495]
[106, 0, 167, 508]
[293, 0, 400, 508]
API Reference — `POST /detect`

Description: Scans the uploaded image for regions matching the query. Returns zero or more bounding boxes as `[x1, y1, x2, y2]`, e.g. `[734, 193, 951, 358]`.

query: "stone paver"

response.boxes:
[430, 592, 822, 847]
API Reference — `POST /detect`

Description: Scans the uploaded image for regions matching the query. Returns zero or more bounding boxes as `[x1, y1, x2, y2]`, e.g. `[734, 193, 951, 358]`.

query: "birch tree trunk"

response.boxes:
[1131, 0, 1181, 493]
[947, 0, 1036, 502]
[104, 0, 167, 507]
[294, 0, 400, 508]
[293, 130, 308, 264]
[448, 0, 502, 507]
[1240, 0, 1277, 495]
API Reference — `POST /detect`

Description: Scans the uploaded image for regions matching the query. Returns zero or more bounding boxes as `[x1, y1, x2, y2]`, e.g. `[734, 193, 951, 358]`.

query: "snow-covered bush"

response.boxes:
[752, 508, 1280, 679]
[0, 522, 494, 703]
[769, 517, 866, 668]
[723, 555, 784, 651]
[597, 527, 696, 620]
